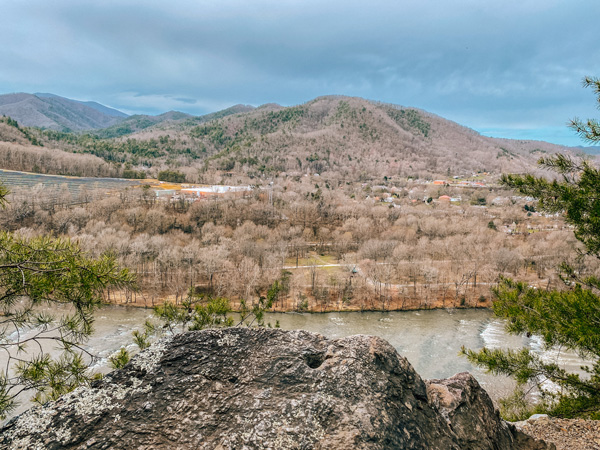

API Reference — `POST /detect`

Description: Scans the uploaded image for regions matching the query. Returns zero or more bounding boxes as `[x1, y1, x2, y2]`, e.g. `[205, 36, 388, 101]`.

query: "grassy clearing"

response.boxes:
[284, 252, 340, 267]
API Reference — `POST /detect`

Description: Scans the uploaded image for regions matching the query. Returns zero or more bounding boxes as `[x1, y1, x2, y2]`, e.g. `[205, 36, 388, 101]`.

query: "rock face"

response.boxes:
[0, 328, 554, 449]
[427, 373, 556, 450]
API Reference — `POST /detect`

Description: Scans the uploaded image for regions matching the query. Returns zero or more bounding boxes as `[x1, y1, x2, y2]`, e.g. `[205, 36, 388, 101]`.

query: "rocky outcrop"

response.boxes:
[0, 328, 554, 449]
[427, 373, 556, 450]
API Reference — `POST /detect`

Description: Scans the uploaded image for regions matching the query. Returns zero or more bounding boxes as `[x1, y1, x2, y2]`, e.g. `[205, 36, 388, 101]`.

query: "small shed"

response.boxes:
[155, 189, 175, 198]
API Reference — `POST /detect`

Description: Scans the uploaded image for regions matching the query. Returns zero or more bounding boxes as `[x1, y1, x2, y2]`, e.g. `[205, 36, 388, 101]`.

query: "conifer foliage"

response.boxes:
[463, 78, 600, 419]
[0, 185, 135, 418]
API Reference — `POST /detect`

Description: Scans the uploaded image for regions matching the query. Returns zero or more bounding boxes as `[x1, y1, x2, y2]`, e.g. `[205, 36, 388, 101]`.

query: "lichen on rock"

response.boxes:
[0, 328, 554, 449]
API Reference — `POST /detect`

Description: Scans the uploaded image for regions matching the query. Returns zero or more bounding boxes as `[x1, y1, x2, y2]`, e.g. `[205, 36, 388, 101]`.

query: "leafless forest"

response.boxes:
[1, 177, 593, 312]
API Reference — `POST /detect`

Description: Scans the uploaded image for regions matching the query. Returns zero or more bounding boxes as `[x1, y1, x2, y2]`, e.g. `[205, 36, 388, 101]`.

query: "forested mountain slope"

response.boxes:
[122, 95, 577, 181]
[0, 95, 582, 182]
[0, 93, 126, 131]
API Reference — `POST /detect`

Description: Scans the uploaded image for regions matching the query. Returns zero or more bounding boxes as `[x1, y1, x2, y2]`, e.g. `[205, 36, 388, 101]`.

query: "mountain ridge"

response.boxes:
[148, 95, 577, 180]
[34, 92, 129, 118]
[0, 93, 590, 182]
[0, 92, 126, 131]
[0, 92, 258, 138]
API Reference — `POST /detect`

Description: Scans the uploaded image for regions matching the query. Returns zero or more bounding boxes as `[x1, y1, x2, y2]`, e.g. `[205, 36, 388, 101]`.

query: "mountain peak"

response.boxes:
[0, 92, 128, 130]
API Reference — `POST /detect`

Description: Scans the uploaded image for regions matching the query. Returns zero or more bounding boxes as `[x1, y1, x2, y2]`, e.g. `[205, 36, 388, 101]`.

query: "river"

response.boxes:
[87, 307, 584, 399]
[3, 306, 585, 421]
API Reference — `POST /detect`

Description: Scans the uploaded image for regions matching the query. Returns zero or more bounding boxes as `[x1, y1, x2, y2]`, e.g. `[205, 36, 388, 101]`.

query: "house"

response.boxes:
[433, 180, 447, 186]
[154, 189, 175, 199]
[181, 185, 252, 198]
[438, 195, 451, 202]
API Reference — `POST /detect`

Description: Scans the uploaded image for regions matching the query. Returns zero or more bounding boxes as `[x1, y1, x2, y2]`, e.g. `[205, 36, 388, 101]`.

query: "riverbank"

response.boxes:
[102, 288, 494, 312]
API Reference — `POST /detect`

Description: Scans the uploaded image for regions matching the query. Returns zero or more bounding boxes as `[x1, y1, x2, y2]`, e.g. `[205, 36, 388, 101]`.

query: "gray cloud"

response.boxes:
[1, 0, 599, 145]
[174, 97, 198, 104]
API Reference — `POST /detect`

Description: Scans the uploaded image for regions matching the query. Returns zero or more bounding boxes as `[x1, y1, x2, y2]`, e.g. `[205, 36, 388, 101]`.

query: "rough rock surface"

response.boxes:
[0, 328, 553, 449]
[513, 416, 600, 450]
[427, 373, 556, 450]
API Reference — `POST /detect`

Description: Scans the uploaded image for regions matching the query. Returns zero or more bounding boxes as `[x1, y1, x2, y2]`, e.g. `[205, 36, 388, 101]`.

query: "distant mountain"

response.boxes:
[83, 95, 580, 180]
[185, 104, 256, 124]
[0, 91, 260, 138]
[156, 111, 192, 121]
[35, 93, 128, 118]
[0, 92, 259, 138]
[91, 111, 194, 138]
[0, 93, 127, 131]
[92, 105, 255, 138]
[146, 95, 578, 179]
[572, 145, 600, 155]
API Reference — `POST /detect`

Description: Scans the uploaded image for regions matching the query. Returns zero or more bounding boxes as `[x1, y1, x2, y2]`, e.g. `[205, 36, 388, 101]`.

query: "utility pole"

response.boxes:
[268, 181, 273, 206]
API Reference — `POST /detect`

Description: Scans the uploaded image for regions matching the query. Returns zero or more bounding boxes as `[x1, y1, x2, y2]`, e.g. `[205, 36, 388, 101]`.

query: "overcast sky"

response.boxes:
[2, 0, 599, 146]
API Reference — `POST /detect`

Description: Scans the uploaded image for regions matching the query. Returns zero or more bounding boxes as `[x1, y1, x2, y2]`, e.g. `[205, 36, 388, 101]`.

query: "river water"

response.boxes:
[3, 306, 585, 420]
[87, 307, 585, 399]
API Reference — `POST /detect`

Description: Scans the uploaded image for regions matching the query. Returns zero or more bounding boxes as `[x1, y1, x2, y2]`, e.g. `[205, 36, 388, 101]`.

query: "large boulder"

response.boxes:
[0, 328, 553, 449]
[427, 373, 555, 450]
